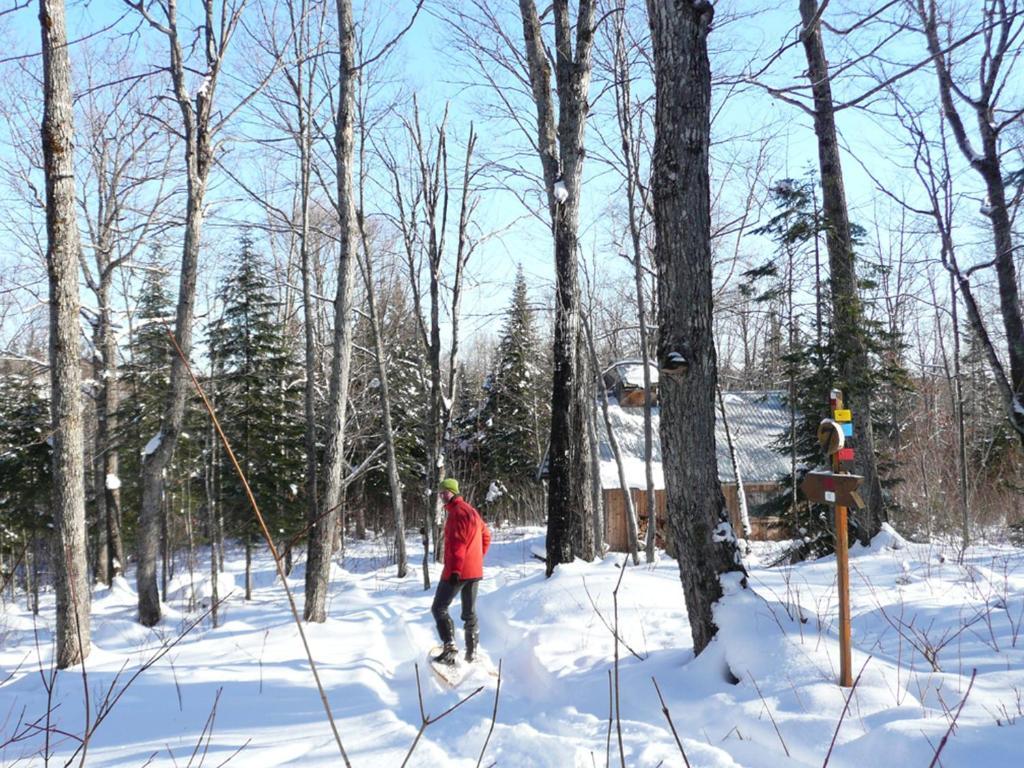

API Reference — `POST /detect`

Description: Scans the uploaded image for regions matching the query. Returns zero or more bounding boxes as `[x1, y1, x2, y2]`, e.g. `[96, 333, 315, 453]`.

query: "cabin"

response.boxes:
[602, 360, 659, 407]
[596, 362, 792, 549]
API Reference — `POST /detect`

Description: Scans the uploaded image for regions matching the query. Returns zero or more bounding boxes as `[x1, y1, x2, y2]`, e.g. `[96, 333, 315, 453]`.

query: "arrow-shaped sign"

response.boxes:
[800, 470, 864, 508]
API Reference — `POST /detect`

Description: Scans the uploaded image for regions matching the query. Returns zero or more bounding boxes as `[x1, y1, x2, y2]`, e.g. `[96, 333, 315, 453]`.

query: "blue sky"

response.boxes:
[0, 0, 1008, 358]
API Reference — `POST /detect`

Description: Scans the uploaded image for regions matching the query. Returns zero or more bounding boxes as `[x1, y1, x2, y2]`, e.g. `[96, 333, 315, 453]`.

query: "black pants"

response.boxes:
[431, 578, 479, 645]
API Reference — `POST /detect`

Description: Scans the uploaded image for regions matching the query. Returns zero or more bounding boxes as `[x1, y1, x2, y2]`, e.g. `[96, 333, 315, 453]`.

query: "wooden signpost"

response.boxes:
[799, 389, 859, 688]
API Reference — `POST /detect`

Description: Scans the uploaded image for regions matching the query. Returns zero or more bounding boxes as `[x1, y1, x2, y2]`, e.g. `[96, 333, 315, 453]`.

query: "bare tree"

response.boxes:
[122, 0, 251, 626]
[385, 103, 478, 588]
[519, 0, 598, 571]
[304, 0, 357, 623]
[40, 0, 90, 668]
[908, 0, 1024, 445]
[607, 2, 659, 563]
[76, 47, 173, 586]
[646, 0, 746, 655]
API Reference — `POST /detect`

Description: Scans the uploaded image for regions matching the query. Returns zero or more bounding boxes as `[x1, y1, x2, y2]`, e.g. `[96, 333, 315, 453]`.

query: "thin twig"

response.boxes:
[822, 657, 871, 768]
[652, 677, 691, 768]
[605, 669, 613, 768]
[613, 559, 627, 768]
[748, 670, 790, 757]
[402, 663, 483, 768]
[476, 659, 502, 768]
[928, 669, 977, 768]
[582, 577, 646, 661]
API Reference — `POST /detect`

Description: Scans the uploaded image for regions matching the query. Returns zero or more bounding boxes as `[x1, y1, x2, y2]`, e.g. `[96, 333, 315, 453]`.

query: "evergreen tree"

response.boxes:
[750, 177, 909, 557]
[476, 267, 545, 519]
[353, 290, 429, 519]
[448, 362, 488, 497]
[0, 373, 53, 550]
[207, 236, 305, 574]
[118, 263, 175, 543]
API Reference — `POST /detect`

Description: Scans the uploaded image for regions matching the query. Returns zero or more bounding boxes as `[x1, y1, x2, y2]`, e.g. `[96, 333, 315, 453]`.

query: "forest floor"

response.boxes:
[1, 525, 1022, 766]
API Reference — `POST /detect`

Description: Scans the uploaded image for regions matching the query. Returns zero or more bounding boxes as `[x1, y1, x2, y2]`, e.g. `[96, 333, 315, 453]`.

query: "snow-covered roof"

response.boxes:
[598, 390, 790, 489]
[603, 360, 659, 389]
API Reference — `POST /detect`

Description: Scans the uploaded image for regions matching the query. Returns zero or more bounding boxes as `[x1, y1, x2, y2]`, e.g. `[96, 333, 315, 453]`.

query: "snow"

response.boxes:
[141, 431, 163, 456]
[105, 473, 121, 491]
[485, 480, 505, 504]
[598, 392, 790, 489]
[613, 360, 659, 388]
[197, 74, 213, 100]
[2, 529, 1022, 766]
[553, 179, 569, 203]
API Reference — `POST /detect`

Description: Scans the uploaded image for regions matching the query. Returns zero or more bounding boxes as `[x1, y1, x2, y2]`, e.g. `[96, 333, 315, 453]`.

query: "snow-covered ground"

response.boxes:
[2, 526, 1022, 766]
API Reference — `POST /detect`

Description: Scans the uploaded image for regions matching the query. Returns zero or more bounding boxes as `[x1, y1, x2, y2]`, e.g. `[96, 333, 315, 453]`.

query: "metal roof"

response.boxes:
[598, 390, 791, 488]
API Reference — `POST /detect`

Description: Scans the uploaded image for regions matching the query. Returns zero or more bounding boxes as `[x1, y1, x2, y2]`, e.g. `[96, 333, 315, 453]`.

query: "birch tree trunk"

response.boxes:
[646, 0, 746, 656]
[40, 0, 91, 668]
[305, 0, 359, 623]
[798, 0, 885, 543]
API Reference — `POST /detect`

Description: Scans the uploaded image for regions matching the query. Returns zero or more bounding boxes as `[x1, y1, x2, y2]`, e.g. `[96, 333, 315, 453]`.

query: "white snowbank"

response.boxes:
[1, 528, 1020, 767]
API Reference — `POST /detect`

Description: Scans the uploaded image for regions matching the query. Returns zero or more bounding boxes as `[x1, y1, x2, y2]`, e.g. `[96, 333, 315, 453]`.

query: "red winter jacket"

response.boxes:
[441, 495, 491, 581]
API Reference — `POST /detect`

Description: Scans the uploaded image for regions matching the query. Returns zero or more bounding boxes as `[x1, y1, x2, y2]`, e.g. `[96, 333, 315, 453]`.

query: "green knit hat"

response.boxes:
[440, 477, 459, 495]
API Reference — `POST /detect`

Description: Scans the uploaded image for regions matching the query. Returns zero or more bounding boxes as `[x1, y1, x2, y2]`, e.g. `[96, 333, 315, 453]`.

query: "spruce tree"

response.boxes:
[355, 303, 429, 516]
[119, 264, 174, 538]
[0, 373, 53, 552]
[750, 178, 909, 557]
[477, 267, 545, 519]
[207, 236, 305, 588]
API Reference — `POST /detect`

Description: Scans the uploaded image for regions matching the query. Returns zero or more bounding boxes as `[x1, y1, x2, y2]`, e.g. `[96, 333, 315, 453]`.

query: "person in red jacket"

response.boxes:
[431, 477, 491, 665]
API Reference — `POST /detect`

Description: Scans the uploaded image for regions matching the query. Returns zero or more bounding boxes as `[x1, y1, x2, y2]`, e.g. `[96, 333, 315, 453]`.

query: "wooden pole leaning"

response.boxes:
[162, 324, 352, 766]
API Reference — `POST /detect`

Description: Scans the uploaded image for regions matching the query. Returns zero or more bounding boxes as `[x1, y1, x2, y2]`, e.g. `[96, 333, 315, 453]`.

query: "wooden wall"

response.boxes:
[604, 482, 790, 552]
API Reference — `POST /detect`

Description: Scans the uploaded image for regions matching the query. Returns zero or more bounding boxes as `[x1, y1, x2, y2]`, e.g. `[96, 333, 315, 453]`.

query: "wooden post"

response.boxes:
[830, 389, 853, 687]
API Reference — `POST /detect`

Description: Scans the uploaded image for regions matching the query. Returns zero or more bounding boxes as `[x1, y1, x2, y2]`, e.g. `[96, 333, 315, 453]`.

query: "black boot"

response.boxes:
[465, 628, 479, 663]
[433, 643, 458, 666]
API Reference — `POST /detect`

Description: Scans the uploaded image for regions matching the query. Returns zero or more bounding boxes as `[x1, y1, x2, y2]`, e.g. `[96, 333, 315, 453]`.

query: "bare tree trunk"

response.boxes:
[647, 0, 746, 656]
[92, 448, 109, 586]
[92, 279, 125, 585]
[205, 408, 219, 627]
[585, 375, 604, 555]
[799, 0, 884, 544]
[910, 0, 1024, 445]
[950, 276, 970, 552]
[611, 7, 659, 563]
[245, 542, 252, 600]
[40, 0, 90, 668]
[126, 0, 247, 627]
[717, 384, 751, 541]
[518, 0, 597, 574]
[358, 237, 407, 577]
[306, 0, 358, 623]
[584, 313, 638, 562]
